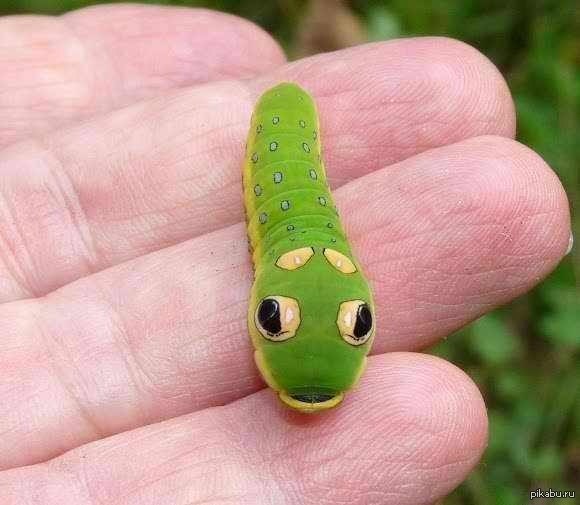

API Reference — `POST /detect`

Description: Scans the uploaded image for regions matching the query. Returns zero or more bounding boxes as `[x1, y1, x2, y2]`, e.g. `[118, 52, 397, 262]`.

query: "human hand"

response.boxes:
[0, 4, 571, 504]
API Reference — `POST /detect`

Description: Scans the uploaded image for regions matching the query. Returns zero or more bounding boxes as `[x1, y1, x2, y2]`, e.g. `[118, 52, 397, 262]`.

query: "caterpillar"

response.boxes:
[243, 83, 375, 413]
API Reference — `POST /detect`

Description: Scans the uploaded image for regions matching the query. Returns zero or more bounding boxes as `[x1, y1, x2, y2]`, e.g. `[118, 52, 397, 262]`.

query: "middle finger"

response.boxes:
[0, 37, 515, 301]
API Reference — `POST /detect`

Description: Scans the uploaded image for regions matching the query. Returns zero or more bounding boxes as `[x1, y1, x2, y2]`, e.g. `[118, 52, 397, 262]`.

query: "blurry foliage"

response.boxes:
[295, 0, 366, 58]
[0, 0, 578, 503]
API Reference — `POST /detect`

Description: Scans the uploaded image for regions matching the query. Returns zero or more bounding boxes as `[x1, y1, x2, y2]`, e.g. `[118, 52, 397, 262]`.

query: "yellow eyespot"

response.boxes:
[276, 247, 314, 271]
[337, 300, 374, 346]
[323, 248, 357, 274]
[255, 296, 300, 342]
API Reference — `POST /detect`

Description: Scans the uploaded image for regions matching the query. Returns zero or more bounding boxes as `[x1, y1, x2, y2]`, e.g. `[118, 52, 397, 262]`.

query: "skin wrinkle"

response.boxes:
[313, 90, 431, 117]
[75, 459, 102, 505]
[94, 412, 265, 504]
[0, 174, 37, 298]
[0, 140, 97, 299]
[33, 291, 151, 443]
[114, 448, 224, 503]
[362, 213, 557, 276]
[85, 279, 156, 426]
[30, 301, 105, 441]
[379, 255, 530, 285]
[35, 138, 98, 269]
[156, 119, 247, 164]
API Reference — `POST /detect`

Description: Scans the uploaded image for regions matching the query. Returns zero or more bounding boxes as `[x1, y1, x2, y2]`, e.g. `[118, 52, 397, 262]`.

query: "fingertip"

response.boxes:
[360, 353, 489, 465]
[233, 352, 489, 504]
[416, 37, 516, 139]
[210, 9, 287, 70]
[63, 4, 286, 88]
[461, 135, 571, 260]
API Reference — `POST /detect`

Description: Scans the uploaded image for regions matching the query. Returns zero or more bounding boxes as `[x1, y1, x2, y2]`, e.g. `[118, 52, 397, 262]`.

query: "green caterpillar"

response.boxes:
[243, 83, 375, 413]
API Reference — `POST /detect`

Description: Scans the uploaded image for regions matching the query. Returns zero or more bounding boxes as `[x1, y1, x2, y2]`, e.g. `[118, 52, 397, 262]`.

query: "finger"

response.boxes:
[0, 37, 515, 301]
[0, 4, 285, 147]
[0, 135, 568, 469]
[0, 353, 488, 505]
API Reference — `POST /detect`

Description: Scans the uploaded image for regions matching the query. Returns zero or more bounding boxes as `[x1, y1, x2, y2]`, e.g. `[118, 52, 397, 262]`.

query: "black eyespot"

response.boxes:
[290, 393, 336, 403]
[257, 298, 281, 335]
[353, 304, 372, 340]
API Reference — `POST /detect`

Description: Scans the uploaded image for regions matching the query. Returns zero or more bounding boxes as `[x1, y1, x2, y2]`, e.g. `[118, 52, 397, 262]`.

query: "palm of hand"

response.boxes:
[0, 5, 570, 504]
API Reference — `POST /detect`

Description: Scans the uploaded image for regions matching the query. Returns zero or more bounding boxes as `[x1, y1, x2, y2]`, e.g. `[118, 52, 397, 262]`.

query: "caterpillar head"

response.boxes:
[248, 245, 375, 413]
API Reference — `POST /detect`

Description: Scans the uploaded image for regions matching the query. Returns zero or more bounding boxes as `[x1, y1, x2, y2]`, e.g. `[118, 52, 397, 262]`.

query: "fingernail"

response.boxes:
[566, 232, 574, 255]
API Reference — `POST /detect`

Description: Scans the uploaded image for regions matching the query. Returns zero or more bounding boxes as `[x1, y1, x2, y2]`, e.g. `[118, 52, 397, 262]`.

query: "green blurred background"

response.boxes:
[1, 0, 578, 503]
